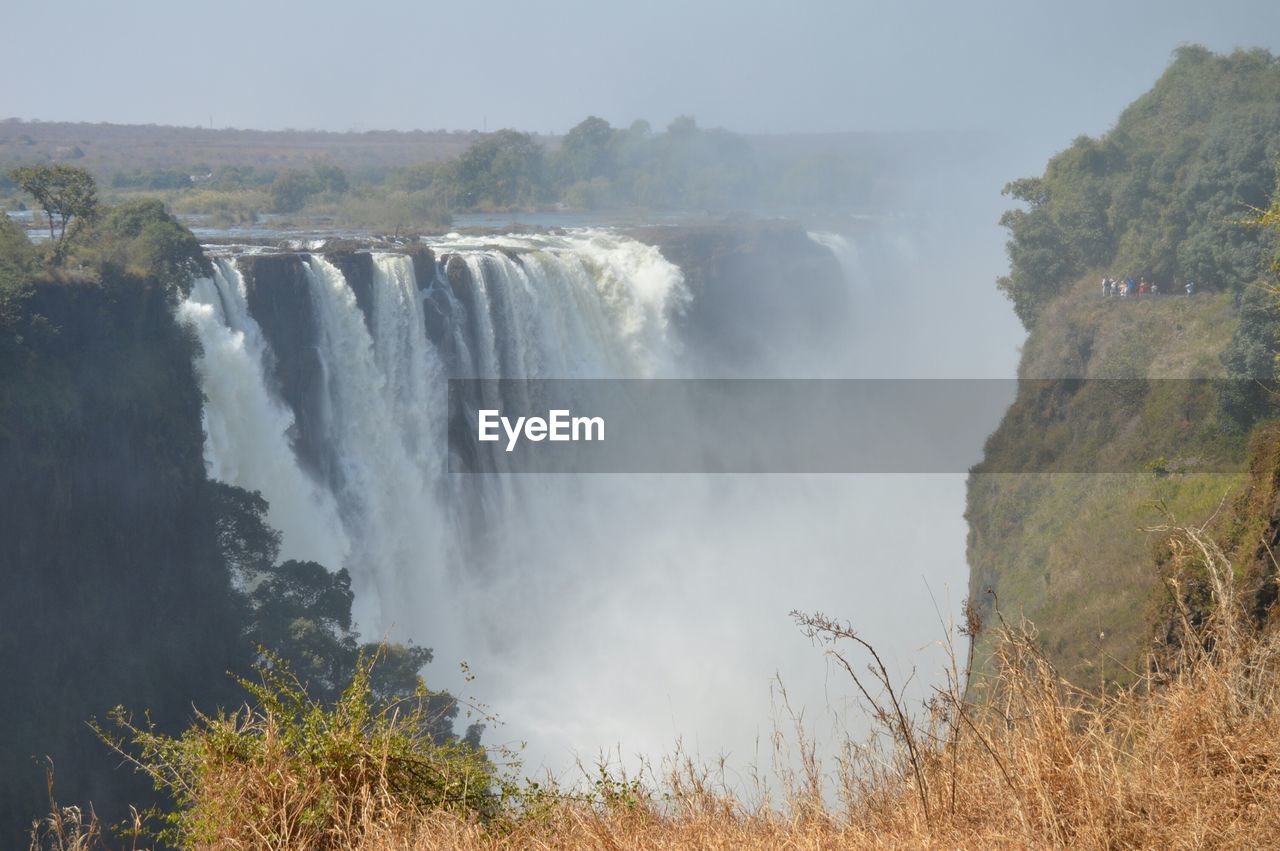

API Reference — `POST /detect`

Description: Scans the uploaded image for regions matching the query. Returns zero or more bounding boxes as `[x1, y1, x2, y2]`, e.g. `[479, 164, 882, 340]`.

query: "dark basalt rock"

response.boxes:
[422, 288, 460, 376]
[236, 253, 330, 483]
[0, 274, 245, 843]
[326, 250, 376, 335]
[405, 244, 437, 292]
[445, 253, 473, 294]
[443, 253, 490, 376]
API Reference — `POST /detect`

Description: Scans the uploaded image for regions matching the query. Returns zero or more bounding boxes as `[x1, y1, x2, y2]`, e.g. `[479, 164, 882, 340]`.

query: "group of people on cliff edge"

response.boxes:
[1101, 275, 1196, 297]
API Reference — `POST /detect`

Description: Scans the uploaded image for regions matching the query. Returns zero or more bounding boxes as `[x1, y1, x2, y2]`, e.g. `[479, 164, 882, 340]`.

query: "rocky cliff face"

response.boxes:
[964, 274, 1246, 686]
[0, 275, 245, 843]
[239, 252, 331, 481]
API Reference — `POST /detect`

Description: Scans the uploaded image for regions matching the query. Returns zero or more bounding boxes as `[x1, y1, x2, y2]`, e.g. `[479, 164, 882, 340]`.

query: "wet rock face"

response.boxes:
[443, 253, 489, 374]
[421, 281, 454, 365]
[445, 253, 473, 298]
[0, 276, 246, 842]
[631, 220, 851, 373]
[405, 245, 437, 292]
[237, 253, 329, 480]
[326, 251, 376, 335]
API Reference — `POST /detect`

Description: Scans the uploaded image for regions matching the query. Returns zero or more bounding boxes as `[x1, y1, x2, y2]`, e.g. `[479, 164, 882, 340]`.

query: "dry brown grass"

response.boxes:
[358, 523, 1280, 850]
[36, 521, 1280, 850]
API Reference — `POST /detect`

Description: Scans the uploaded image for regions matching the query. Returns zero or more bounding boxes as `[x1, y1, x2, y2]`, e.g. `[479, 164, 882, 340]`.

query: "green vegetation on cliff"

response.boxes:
[967, 278, 1244, 684]
[998, 46, 1280, 328]
[969, 47, 1280, 684]
[0, 179, 473, 844]
[0, 256, 247, 839]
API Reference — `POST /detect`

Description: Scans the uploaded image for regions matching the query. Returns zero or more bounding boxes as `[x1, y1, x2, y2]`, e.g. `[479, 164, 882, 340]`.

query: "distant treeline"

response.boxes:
[0, 116, 896, 227]
[397, 115, 879, 212]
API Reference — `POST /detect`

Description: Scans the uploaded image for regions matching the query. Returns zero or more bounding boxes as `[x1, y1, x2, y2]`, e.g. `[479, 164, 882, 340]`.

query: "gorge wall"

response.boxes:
[0, 274, 246, 841]
[964, 275, 1247, 684]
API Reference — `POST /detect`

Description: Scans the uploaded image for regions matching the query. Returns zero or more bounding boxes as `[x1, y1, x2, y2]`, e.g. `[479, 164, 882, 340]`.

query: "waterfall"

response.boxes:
[184, 232, 687, 647]
[368, 253, 445, 479]
[178, 210, 1024, 783]
[808, 231, 866, 297]
[439, 230, 687, 378]
[174, 219, 1023, 787]
[179, 260, 349, 568]
[301, 254, 451, 634]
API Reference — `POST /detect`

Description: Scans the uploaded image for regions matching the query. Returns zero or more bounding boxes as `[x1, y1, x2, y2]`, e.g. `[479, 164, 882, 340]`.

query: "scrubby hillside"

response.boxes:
[967, 277, 1245, 684]
[967, 46, 1280, 684]
[997, 46, 1280, 329]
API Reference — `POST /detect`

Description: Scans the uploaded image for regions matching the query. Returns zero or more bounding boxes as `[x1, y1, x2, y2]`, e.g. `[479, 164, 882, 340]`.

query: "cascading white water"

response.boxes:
[179, 259, 349, 567]
[368, 254, 441, 464]
[300, 254, 451, 634]
[808, 231, 865, 296]
[183, 234, 687, 655]
[184, 223, 1019, 784]
[441, 230, 687, 379]
[188, 231, 848, 777]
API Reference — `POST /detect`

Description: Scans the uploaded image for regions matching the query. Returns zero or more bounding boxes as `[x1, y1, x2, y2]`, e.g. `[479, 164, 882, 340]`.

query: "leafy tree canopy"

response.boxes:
[0, 214, 38, 361]
[80, 198, 210, 294]
[208, 482, 448, 718]
[8, 164, 99, 264]
[558, 116, 616, 185]
[269, 170, 320, 213]
[443, 129, 545, 210]
[997, 46, 1280, 327]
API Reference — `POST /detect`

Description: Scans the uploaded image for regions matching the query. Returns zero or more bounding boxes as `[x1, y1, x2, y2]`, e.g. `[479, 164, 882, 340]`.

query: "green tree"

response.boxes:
[1220, 167, 1280, 426]
[667, 115, 698, 137]
[444, 129, 544, 209]
[558, 116, 616, 186]
[0, 213, 38, 363]
[210, 165, 256, 191]
[85, 198, 210, 295]
[209, 482, 444, 709]
[395, 162, 440, 192]
[208, 482, 280, 578]
[244, 559, 360, 700]
[312, 163, 349, 194]
[8, 164, 99, 264]
[0, 210, 37, 282]
[269, 170, 320, 213]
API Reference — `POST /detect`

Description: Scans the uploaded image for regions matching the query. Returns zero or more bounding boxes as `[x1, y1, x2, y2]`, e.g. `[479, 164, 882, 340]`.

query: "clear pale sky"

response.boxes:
[5, 0, 1279, 147]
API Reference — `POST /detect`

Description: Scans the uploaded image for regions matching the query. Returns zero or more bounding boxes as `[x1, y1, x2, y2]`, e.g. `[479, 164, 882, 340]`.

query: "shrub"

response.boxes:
[94, 649, 501, 849]
[268, 171, 320, 213]
[78, 199, 209, 296]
